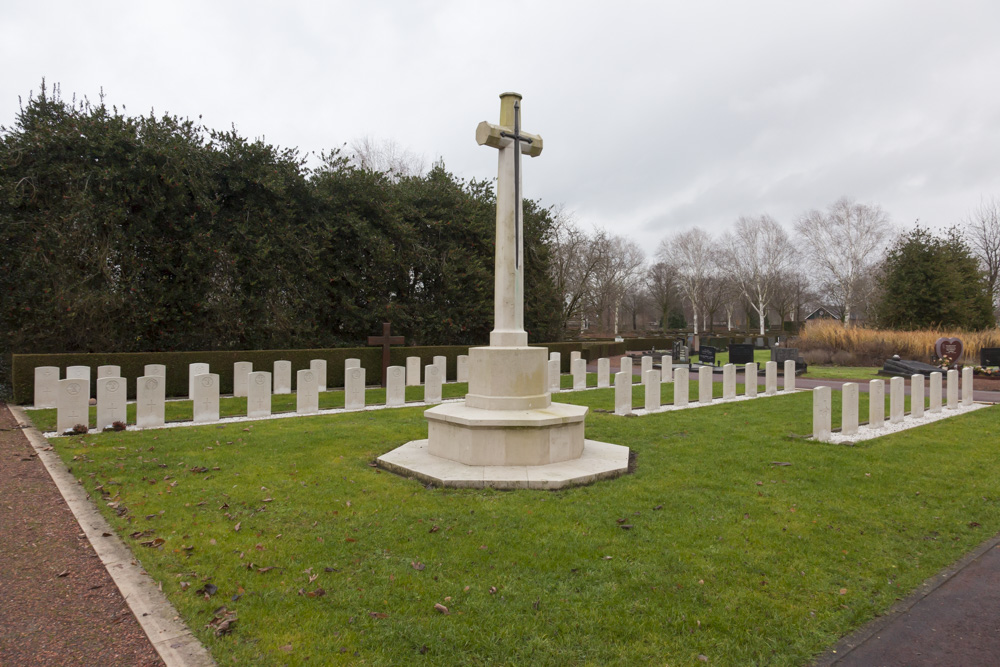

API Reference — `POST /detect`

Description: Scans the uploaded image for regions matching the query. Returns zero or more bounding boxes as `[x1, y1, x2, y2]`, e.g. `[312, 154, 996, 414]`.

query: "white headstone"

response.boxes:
[296, 369, 319, 414]
[188, 363, 210, 399]
[433, 356, 447, 382]
[34, 366, 59, 408]
[97, 365, 121, 379]
[842, 382, 859, 435]
[423, 365, 442, 404]
[614, 371, 632, 415]
[745, 363, 758, 398]
[722, 364, 736, 400]
[571, 358, 587, 390]
[947, 369, 959, 409]
[96, 377, 126, 430]
[644, 369, 661, 412]
[597, 358, 610, 388]
[548, 358, 561, 392]
[813, 386, 832, 441]
[345, 366, 366, 410]
[962, 366, 974, 406]
[549, 351, 561, 365]
[674, 367, 689, 407]
[620, 356, 633, 381]
[57, 378, 90, 433]
[783, 359, 796, 392]
[192, 373, 220, 423]
[456, 355, 470, 383]
[310, 359, 328, 392]
[765, 361, 777, 395]
[136, 376, 165, 428]
[233, 361, 253, 397]
[570, 351, 581, 364]
[889, 376, 904, 424]
[641, 355, 653, 377]
[247, 371, 272, 418]
[144, 364, 166, 379]
[661, 356, 673, 383]
[386, 365, 406, 407]
[911, 374, 925, 419]
[406, 356, 421, 386]
[273, 360, 292, 395]
[869, 379, 885, 429]
[929, 372, 942, 413]
[698, 365, 713, 404]
[66, 366, 91, 401]
[345, 358, 361, 369]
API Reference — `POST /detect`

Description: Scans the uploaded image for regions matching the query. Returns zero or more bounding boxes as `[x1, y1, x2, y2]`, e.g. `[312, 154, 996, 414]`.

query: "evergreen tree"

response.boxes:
[875, 226, 994, 330]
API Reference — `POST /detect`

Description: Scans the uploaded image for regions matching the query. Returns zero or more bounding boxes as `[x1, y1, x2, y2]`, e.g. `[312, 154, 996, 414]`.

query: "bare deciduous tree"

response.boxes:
[720, 215, 795, 336]
[963, 196, 1000, 317]
[657, 228, 715, 335]
[589, 234, 646, 335]
[548, 210, 607, 332]
[349, 136, 426, 179]
[646, 261, 680, 330]
[795, 197, 892, 327]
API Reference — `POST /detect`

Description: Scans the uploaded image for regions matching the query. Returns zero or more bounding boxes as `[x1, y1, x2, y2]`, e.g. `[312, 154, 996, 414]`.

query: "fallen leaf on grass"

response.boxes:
[429, 525, 440, 533]
[140, 538, 166, 548]
[411, 561, 425, 571]
[839, 588, 848, 595]
[57, 570, 70, 577]
[206, 608, 238, 638]
[257, 567, 276, 574]
[234, 522, 241, 532]
[368, 612, 388, 619]
[279, 644, 292, 653]
[195, 583, 218, 597]
[434, 603, 449, 614]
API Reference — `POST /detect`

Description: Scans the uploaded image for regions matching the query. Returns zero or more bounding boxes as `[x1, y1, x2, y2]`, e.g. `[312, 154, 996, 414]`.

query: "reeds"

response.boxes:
[795, 320, 1000, 366]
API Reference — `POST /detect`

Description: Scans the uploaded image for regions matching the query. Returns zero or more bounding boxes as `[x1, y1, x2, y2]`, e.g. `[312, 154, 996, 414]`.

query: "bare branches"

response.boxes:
[719, 215, 794, 336]
[963, 196, 1000, 313]
[795, 198, 892, 327]
[658, 228, 715, 335]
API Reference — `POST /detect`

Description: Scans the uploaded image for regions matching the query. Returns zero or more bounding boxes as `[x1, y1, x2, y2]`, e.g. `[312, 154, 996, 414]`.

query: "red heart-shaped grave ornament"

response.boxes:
[934, 337, 963, 361]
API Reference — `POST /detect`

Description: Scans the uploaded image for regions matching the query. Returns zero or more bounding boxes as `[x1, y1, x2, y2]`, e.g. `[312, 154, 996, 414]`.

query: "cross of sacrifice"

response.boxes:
[475, 92, 543, 348]
[367, 322, 404, 387]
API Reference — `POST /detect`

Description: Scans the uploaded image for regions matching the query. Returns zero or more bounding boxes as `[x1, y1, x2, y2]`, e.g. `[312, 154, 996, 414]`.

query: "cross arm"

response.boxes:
[475, 121, 543, 157]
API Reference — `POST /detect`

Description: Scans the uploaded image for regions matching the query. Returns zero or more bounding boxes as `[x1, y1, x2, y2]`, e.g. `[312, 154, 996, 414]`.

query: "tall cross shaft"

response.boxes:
[476, 92, 544, 348]
[367, 321, 405, 387]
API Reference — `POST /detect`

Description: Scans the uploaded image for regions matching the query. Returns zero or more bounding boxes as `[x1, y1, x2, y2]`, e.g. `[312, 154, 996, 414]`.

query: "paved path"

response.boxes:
[0, 404, 163, 666]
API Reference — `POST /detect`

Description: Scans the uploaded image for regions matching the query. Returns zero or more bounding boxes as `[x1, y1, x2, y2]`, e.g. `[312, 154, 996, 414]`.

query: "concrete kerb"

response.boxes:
[9, 405, 216, 667]
[814, 530, 1000, 665]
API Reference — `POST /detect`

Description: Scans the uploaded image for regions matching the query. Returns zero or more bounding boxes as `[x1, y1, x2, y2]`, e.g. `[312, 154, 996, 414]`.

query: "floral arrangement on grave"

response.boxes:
[935, 354, 953, 370]
[973, 365, 1000, 377]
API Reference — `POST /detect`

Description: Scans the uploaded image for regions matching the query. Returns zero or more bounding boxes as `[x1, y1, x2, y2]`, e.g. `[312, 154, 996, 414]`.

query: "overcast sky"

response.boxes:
[4, 1, 999, 256]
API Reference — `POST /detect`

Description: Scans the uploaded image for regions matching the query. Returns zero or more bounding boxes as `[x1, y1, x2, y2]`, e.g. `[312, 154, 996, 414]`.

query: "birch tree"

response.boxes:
[795, 198, 892, 327]
[548, 212, 607, 332]
[588, 234, 646, 335]
[657, 228, 715, 335]
[720, 215, 795, 336]
[963, 196, 1000, 317]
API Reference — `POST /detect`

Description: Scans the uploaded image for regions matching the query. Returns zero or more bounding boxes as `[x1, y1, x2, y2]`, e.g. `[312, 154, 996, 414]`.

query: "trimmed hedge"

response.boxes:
[12, 342, 588, 403]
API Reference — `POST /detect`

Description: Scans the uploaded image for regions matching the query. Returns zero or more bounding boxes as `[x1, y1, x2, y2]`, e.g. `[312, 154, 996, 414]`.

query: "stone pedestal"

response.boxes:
[376, 92, 627, 489]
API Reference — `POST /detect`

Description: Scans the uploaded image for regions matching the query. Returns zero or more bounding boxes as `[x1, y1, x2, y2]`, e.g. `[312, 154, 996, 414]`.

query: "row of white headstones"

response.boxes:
[37, 356, 461, 434]
[812, 368, 975, 441]
[38, 351, 793, 434]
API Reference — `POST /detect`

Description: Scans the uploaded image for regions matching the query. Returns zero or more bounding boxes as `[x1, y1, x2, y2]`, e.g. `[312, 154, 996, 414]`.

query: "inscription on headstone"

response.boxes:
[423, 365, 442, 404]
[386, 366, 406, 407]
[34, 366, 60, 409]
[345, 367, 366, 410]
[247, 371, 272, 418]
[137, 376, 165, 428]
[698, 346, 716, 365]
[96, 377, 125, 430]
[934, 337, 964, 362]
[192, 373, 220, 423]
[57, 378, 90, 433]
[296, 369, 319, 414]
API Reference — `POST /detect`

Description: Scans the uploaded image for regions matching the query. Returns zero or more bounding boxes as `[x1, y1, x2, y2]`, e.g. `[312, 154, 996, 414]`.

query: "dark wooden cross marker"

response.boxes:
[367, 322, 404, 387]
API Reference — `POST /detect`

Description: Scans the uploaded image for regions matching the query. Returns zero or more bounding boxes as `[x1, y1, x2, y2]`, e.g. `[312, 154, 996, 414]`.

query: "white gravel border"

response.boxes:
[819, 401, 992, 444]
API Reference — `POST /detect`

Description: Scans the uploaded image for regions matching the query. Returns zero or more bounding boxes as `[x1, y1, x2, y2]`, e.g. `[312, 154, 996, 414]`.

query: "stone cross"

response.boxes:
[368, 322, 404, 387]
[476, 92, 543, 348]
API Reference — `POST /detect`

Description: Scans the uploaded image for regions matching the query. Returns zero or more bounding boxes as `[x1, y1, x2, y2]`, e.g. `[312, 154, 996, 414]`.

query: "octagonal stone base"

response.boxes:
[377, 438, 630, 490]
[425, 401, 587, 466]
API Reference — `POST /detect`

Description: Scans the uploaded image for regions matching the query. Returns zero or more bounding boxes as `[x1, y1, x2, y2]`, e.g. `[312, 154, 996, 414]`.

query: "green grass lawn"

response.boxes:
[35, 381, 1000, 665]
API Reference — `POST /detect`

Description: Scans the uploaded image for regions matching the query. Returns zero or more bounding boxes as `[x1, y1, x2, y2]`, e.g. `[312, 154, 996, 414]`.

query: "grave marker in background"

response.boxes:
[367, 322, 404, 387]
[34, 366, 59, 408]
[136, 376, 165, 428]
[310, 359, 328, 392]
[296, 369, 319, 414]
[192, 373, 219, 423]
[234, 361, 253, 397]
[57, 378, 90, 433]
[345, 367, 366, 410]
[273, 361, 292, 394]
[248, 371, 272, 418]
[386, 366, 406, 407]
[96, 377, 125, 430]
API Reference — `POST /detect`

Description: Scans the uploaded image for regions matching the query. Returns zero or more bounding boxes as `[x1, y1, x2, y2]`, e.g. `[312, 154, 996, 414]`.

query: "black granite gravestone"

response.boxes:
[880, 358, 945, 378]
[699, 346, 716, 365]
[981, 348, 1000, 367]
[729, 344, 755, 365]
